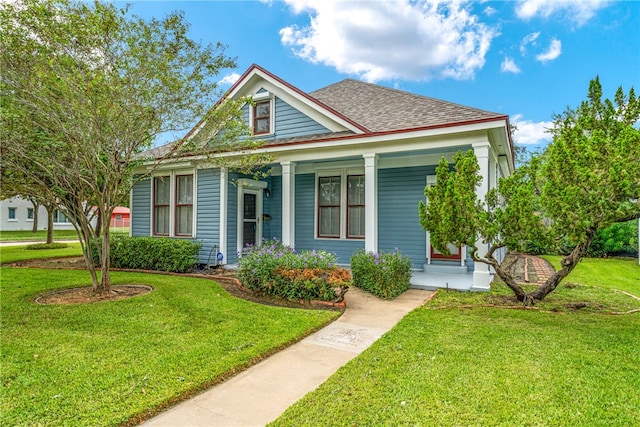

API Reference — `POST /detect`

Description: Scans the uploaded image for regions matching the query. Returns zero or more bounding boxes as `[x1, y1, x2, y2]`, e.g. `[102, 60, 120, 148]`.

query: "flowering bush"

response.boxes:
[237, 239, 350, 302]
[350, 248, 412, 299]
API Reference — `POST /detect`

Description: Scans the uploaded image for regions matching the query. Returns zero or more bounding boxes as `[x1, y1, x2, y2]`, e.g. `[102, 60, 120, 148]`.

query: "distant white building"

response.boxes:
[0, 196, 76, 231]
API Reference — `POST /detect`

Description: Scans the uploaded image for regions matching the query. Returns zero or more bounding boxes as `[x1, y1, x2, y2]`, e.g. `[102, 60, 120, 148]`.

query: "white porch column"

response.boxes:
[281, 161, 296, 247]
[472, 143, 492, 290]
[219, 167, 228, 264]
[364, 153, 378, 253]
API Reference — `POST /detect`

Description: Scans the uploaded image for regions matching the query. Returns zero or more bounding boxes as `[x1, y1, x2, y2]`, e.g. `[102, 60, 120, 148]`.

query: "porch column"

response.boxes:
[363, 153, 378, 253]
[281, 161, 296, 247]
[219, 167, 228, 264]
[472, 143, 491, 290]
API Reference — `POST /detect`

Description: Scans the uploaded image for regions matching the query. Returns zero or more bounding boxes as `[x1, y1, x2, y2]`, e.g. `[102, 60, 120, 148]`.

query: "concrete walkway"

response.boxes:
[142, 286, 434, 427]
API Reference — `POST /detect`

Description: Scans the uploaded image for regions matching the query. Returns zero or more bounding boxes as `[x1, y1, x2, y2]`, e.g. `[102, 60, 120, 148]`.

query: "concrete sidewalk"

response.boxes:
[142, 286, 434, 427]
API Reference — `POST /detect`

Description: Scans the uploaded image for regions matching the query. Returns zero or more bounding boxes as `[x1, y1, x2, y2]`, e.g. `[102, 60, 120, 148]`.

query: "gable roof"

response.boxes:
[310, 79, 506, 133]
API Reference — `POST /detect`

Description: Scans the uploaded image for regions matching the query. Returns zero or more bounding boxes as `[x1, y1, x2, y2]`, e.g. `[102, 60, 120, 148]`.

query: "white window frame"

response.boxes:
[236, 178, 267, 254]
[53, 209, 71, 224]
[27, 207, 34, 221]
[151, 169, 197, 238]
[315, 167, 365, 240]
[7, 207, 17, 221]
[249, 92, 274, 137]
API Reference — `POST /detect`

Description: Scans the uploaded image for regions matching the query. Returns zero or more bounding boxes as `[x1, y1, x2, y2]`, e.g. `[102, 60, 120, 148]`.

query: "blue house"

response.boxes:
[130, 64, 514, 291]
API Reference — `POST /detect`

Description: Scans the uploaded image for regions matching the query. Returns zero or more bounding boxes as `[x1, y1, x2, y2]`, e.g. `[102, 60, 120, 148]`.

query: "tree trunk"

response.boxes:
[526, 229, 596, 302]
[31, 200, 39, 232]
[45, 204, 54, 244]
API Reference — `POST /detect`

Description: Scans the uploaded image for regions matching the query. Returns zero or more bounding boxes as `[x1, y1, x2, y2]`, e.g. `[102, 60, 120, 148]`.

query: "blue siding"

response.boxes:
[131, 177, 151, 236]
[263, 175, 282, 241]
[378, 166, 436, 269]
[196, 169, 220, 264]
[273, 97, 329, 138]
[294, 173, 364, 265]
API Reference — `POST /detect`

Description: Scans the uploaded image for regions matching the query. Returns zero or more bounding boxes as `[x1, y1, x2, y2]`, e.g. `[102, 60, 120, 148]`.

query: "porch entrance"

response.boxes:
[237, 178, 266, 253]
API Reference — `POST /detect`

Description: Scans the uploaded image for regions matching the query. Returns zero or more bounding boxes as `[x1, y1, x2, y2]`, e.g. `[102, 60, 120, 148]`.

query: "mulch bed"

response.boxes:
[14, 256, 345, 310]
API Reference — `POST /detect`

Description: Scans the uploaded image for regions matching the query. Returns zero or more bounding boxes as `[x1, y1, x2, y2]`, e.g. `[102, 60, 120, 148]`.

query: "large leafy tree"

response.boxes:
[1, 0, 264, 293]
[419, 77, 640, 304]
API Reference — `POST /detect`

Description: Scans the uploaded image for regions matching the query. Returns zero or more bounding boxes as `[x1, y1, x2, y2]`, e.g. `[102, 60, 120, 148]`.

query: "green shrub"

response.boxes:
[351, 249, 412, 299]
[25, 242, 69, 250]
[93, 236, 201, 273]
[588, 220, 638, 257]
[237, 240, 349, 301]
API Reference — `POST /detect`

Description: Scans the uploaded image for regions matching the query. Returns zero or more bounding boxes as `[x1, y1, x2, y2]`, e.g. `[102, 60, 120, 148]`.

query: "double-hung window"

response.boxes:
[347, 175, 365, 238]
[253, 101, 271, 135]
[153, 176, 171, 235]
[175, 174, 193, 236]
[153, 171, 194, 237]
[27, 208, 34, 220]
[7, 207, 16, 220]
[318, 176, 341, 238]
[317, 171, 365, 240]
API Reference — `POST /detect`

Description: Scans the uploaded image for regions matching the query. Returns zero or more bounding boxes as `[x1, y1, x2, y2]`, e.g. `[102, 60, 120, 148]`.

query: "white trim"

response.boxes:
[472, 142, 492, 289]
[149, 169, 197, 238]
[315, 167, 365, 240]
[237, 180, 264, 255]
[249, 95, 275, 137]
[364, 154, 378, 252]
[227, 67, 361, 134]
[219, 168, 228, 264]
[281, 161, 296, 246]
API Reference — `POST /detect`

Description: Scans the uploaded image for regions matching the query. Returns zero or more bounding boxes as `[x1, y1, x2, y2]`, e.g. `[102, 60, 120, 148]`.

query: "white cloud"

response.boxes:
[219, 72, 241, 86]
[280, 0, 499, 82]
[501, 57, 521, 73]
[511, 114, 553, 145]
[519, 31, 540, 56]
[535, 38, 562, 62]
[483, 6, 497, 17]
[515, 0, 610, 26]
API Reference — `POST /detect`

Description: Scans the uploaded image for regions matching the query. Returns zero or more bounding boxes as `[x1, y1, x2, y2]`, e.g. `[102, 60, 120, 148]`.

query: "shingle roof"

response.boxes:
[310, 79, 505, 133]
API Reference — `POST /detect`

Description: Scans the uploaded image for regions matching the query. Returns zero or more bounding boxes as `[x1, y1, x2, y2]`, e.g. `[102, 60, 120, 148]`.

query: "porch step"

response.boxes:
[422, 263, 468, 275]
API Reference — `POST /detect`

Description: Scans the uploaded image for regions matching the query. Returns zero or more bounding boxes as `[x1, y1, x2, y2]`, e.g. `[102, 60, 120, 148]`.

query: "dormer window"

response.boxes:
[253, 101, 271, 135]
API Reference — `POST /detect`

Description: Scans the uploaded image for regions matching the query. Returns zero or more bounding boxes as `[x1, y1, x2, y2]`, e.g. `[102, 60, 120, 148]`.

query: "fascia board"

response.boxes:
[228, 67, 366, 134]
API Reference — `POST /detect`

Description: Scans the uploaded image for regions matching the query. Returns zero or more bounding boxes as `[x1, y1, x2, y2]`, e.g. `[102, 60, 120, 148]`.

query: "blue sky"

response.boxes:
[125, 0, 639, 149]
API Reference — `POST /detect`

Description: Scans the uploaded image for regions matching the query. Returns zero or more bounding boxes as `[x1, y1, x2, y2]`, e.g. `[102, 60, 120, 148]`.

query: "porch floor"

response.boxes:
[410, 270, 474, 291]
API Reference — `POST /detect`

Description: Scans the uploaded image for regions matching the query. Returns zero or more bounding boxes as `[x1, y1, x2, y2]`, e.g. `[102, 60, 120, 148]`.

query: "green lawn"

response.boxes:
[0, 228, 129, 242]
[0, 243, 84, 264]
[272, 258, 640, 427]
[0, 229, 80, 241]
[0, 255, 339, 426]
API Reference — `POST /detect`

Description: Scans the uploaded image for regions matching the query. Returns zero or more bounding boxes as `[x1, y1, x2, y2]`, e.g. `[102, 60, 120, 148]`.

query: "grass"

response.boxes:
[0, 243, 84, 264]
[271, 258, 640, 427]
[545, 255, 640, 294]
[0, 258, 339, 425]
[0, 228, 129, 241]
[0, 229, 80, 241]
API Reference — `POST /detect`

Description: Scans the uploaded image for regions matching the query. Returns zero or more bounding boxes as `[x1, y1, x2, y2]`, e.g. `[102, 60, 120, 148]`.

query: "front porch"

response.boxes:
[410, 269, 474, 291]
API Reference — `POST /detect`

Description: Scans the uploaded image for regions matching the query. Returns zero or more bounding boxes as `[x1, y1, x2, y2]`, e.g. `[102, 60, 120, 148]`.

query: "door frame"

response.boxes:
[425, 174, 466, 266]
[237, 178, 267, 255]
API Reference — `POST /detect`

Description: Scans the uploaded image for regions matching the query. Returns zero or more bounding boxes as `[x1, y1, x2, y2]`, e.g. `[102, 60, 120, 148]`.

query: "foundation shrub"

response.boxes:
[237, 239, 350, 301]
[350, 248, 412, 299]
[93, 236, 201, 272]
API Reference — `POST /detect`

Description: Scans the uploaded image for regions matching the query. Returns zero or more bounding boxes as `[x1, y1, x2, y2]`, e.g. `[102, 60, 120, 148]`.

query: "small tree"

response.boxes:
[1, 0, 267, 293]
[419, 77, 640, 304]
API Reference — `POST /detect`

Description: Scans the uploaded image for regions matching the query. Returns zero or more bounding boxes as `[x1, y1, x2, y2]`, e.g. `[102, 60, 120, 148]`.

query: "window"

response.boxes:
[347, 175, 365, 238]
[175, 174, 193, 236]
[253, 101, 270, 135]
[153, 172, 194, 237]
[318, 176, 341, 238]
[27, 208, 34, 220]
[317, 172, 365, 239]
[7, 207, 16, 220]
[53, 210, 71, 223]
[153, 176, 170, 235]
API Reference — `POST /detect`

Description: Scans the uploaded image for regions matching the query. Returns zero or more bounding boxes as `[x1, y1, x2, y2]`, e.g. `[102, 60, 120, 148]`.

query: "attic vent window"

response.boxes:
[253, 101, 271, 135]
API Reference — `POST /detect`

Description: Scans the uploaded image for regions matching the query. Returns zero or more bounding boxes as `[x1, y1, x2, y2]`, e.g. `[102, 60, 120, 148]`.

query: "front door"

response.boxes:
[241, 190, 261, 248]
[430, 243, 462, 261]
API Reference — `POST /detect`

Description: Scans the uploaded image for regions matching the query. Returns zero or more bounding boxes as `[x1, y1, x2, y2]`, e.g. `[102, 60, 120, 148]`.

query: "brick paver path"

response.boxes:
[523, 255, 555, 285]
